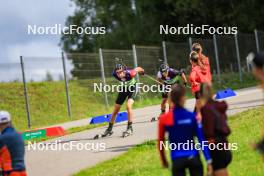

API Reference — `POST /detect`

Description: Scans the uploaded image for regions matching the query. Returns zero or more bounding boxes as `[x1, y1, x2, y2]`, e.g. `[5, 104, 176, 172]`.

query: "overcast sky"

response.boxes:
[0, 0, 74, 63]
[0, 0, 75, 81]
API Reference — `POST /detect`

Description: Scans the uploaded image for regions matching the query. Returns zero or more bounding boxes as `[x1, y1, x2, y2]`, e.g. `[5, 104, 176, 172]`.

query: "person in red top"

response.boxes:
[192, 43, 212, 85]
[189, 51, 206, 121]
[189, 51, 203, 97]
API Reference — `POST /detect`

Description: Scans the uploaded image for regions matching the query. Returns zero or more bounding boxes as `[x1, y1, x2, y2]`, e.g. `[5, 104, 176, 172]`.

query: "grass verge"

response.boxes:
[75, 108, 264, 176]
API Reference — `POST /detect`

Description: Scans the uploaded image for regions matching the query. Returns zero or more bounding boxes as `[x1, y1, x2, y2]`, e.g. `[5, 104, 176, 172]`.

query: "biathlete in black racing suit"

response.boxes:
[152, 64, 187, 121]
[101, 62, 144, 137]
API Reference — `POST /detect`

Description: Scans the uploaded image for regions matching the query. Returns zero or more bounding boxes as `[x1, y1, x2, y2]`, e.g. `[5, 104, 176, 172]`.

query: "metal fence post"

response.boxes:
[99, 48, 109, 108]
[234, 33, 242, 82]
[230, 63, 233, 73]
[213, 34, 221, 82]
[61, 52, 72, 118]
[188, 37, 193, 52]
[162, 41, 168, 64]
[132, 44, 142, 100]
[255, 29, 260, 53]
[132, 44, 140, 82]
[20, 56, 31, 129]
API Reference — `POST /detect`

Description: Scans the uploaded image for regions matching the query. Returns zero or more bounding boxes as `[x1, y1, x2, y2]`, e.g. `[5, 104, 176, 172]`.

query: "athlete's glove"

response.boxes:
[139, 70, 145, 75]
[180, 68, 186, 74]
[183, 82, 187, 87]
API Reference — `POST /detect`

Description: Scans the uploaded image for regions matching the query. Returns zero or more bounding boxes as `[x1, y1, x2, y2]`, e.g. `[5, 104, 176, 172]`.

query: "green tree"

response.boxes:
[61, 0, 264, 78]
[62, 0, 264, 52]
[45, 72, 53, 82]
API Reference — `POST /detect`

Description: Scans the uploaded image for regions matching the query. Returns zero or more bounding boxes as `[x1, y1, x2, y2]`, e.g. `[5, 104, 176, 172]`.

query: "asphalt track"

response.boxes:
[25, 87, 263, 176]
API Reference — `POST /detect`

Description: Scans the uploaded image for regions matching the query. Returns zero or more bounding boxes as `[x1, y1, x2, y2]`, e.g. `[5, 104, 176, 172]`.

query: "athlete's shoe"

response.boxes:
[122, 125, 133, 137]
[102, 127, 113, 137]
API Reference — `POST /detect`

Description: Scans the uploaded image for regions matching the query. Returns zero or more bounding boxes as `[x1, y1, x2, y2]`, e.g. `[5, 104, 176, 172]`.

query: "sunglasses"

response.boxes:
[116, 70, 124, 74]
[193, 47, 201, 52]
[161, 70, 168, 74]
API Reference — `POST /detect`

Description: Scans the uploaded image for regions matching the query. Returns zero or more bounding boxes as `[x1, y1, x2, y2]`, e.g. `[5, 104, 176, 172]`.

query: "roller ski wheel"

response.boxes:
[150, 117, 156, 122]
[122, 128, 133, 138]
[93, 134, 100, 140]
[151, 116, 160, 122]
[93, 130, 113, 140]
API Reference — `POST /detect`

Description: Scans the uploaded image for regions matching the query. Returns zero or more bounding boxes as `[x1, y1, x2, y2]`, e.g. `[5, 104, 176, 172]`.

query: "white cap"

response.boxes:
[0, 111, 11, 124]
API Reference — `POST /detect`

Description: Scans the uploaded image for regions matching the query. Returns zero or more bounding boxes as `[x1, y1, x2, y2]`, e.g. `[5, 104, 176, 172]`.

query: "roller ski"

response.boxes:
[93, 124, 113, 140]
[151, 111, 163, 122]
[122, 123, 133, 138]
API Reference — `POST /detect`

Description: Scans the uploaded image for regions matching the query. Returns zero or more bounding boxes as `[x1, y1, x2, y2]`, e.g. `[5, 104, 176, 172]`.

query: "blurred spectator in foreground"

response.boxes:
[247, 52, 264, 160]
[158, 84, 213, 176]
[200, 83, 232, 176]
[0, 111, 27, 176]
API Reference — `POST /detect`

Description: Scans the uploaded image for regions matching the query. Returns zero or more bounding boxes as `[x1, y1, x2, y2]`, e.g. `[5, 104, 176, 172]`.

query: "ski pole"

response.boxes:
[144, 74, 164, 85]
[144, 74, 191, 88]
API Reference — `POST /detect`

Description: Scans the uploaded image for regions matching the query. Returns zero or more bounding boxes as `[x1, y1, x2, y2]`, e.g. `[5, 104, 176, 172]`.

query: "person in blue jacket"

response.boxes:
[158, 84, 213, 176]
[0, 111, 27, 176]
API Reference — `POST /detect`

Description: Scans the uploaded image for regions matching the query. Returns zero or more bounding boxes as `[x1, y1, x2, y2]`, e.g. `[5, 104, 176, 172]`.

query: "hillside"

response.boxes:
[0, 73, 257, 131]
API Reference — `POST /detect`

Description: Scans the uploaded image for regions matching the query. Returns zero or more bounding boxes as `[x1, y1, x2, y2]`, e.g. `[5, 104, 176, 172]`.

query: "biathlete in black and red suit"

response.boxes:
[101, 62, 144, 137]
[155, 63, 187, 120]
